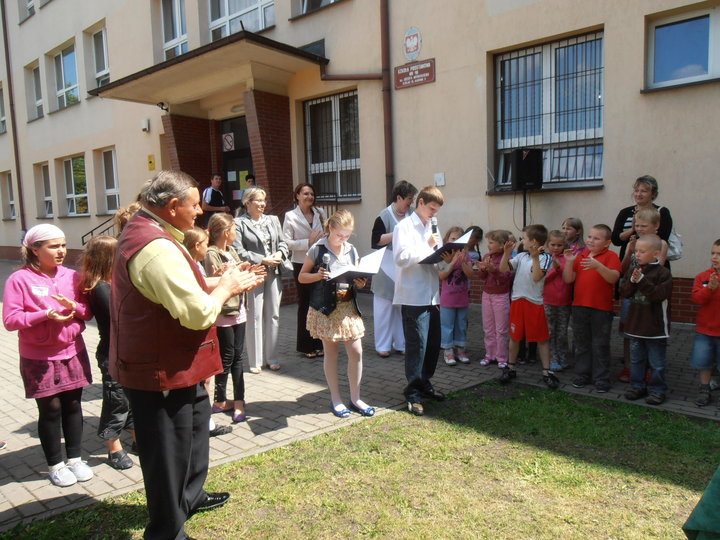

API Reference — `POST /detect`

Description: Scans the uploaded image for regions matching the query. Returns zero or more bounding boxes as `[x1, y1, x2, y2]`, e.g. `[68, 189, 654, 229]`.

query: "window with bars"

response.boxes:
[304, 90, 361, 199]
[2, 172, 15, 219]
[102, 149, 120, 212]
[494, 31, 604, 188]
[0, 88, 6, 133]
[209, 0, 275, 40]
[54, 45, 79, 109]
[37, 163, 53, 217]
[162, 0, 188, 60]
[93, 29, 110, 87]
[63, 155, 88, 215]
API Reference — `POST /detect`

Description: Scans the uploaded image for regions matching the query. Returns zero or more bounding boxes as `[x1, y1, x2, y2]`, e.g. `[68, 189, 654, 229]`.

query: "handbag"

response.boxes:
[659, 207, 683, 261]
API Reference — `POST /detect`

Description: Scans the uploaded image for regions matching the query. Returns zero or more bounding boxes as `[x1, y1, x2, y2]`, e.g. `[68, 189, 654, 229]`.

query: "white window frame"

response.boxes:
[20, 0, 35, 19]
[32, 66, 43, 118]
[495, 31, 604, 188]
[0, 87, 6, 133]
[2, 172, 15, 219]
[162, 0, 188, 60]
[101, 149, 120, 212]
[92, 28, 110, 87]
[304, 90, 361, 199]
[54, 45, 79, 109]
[209, 0, 275, 41]
[647, 9, 720, 89]
[63, 155, 89, 216]
[38, 163, 53, 217]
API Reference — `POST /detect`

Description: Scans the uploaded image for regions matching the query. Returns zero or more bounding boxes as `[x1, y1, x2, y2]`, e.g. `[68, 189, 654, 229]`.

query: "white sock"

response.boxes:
[67, 457, 81, 464]
[353, 399, 370, 410]
[49, 462, 65, 472]
[209, 417, 216, 430]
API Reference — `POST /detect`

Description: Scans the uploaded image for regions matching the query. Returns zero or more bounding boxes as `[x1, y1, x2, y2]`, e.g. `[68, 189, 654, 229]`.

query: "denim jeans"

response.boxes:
[572, 306, 614, 386]
[629, 337, 668, 394]
[402, 304, 441, 402]
[690, 332, 720, 371]
[440, 306, 468, 349]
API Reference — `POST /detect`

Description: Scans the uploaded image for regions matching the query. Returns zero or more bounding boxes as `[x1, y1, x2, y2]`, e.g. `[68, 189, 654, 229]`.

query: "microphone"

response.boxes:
[430, 217, 438, 250]
[321, 253, 331, 270]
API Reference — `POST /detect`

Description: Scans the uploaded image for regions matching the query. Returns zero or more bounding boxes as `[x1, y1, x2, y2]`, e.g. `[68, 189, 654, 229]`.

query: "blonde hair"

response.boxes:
[114, 202, 141, 235]
[548, 229, 566, 242]
[183, 226, 209, 259]
[242, 187, 266, 206]
[80, 235, 118, 292]
[417, 185, 444, 206]
[207, 213, 234, 244]
[562, 217, 585, 248]
[443, 226, 464, 243]
[324, 209, 354, 234]
[635, 207, 661, 225]
[486, 229, 511, 245]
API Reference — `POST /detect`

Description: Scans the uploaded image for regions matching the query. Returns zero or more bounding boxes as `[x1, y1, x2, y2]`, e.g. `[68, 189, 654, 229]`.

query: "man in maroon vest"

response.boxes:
[111, 170, 259, 540]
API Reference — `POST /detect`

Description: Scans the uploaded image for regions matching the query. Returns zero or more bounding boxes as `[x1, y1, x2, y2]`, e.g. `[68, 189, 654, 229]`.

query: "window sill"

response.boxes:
[35, 216, 55, 220]
[27, 115, 44, 124]
[48, 100, 81, 116]
[2, 217, 16, 222]
[58, 214, 91, 219]
[641, 76, 720, 94]
[289, 0, 351, 22]
[18, 12, 34, 25]
[488, 181, 604, 195]
[95, 213, 114, 217]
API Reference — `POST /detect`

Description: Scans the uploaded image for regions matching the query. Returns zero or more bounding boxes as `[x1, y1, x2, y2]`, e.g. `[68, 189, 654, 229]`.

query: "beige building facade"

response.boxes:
[0, 0, 716, 317]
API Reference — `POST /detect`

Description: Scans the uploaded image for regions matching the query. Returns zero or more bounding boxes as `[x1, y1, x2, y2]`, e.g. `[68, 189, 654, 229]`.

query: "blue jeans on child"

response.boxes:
[629, 337, 667, 395]
[440, 306, 468, 349]
[690, 332, 720, 370]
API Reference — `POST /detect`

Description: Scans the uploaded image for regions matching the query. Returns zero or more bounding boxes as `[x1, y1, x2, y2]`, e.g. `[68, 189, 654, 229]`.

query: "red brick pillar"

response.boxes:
[161, 114, 216, 188]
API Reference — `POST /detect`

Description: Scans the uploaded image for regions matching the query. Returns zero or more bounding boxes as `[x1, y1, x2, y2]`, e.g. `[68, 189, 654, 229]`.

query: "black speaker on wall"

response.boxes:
[511, 148, 544, 191]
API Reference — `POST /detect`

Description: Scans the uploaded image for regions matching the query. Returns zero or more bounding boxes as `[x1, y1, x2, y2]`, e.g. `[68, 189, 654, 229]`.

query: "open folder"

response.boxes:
[420, 229, 471, 264]
[328, 247, 386, 283]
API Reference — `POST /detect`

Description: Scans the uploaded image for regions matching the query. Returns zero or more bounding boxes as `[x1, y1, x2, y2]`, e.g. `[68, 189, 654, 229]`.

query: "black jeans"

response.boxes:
[293, 262, 323, 354]
[572, 306, 614, 386]
[97, 355, 133, 440]
[401, 304, 441, 402]
[214, 323, 246, 403]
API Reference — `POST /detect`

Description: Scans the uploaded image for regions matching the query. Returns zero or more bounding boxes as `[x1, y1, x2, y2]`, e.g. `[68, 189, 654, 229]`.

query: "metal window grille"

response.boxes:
[304, 90, 361, 199]
[495, 31, 604, 187]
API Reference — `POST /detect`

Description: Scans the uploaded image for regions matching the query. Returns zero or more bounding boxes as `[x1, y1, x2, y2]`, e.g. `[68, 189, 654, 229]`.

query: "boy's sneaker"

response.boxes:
[624, 387, 648, 401]
[572, 376, 589, 388]
[594, 383, 611, 394]
[443, 349, 457, 366]
[66, 459, 93, 482]
[549, 362, 563, 372]
[543, 372, 560, 390]
[499, 367, 517, 385]
[696, 384, 711, 407]
[457, 351, 470, 364]
[49, 464, 77, 487]
[645, 392, 665, 406]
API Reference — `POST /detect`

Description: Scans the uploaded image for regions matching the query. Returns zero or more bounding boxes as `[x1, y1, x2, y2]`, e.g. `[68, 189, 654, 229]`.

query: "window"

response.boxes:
[210, 0, 275, 40]
[93, 29, 110, 87]
[301, 0, 339, 14]
[63, 155, 88, 215]
[648, 10, 720, 89]
[19, 0, 34, 20]
[494, 31, 604, 188]
[304, 90, 360, 199]
[37, 163, 53, 217]
[32, 66, 43, 118]
[162, 0, 188, 60]
[101, 149, 119, 212]
[0, 88, 6, 133]
[1, 172, 15, 219]
[54, 45, 79, 109]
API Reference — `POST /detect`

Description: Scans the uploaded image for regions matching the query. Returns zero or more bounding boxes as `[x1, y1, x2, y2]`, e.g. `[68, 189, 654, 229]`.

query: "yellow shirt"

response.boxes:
[128, 208, 221, 330]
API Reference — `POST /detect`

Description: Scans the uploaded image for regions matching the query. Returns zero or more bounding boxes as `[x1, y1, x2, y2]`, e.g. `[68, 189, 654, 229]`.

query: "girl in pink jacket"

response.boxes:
[2, 224, 93, 487]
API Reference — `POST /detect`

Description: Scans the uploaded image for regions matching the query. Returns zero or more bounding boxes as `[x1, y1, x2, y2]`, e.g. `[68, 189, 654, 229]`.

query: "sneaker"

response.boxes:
[618, 367, 630, 383]
[710, 379, 719, 391]
[624, 387, 648, 401]
[49, 464, 77, 487]
[572, 376, 589, 388]
[543, 372, 560, 390]
[696, 384, 711, 407]
[549, 362, 563, 372]
[209, 425, 233, 437]
[108, 450, 134, 470]
[443, 349, 457, 366]
[594, 383, 611, 394]
[457, 351, 470, 364]
[480, 358, 491, 366]
[499, 367, 517, 385]
[497, 362, 508, 369]
[66, 459, 93, 482]
[407, 402, 424, 416]
[645, 392, 665, 406]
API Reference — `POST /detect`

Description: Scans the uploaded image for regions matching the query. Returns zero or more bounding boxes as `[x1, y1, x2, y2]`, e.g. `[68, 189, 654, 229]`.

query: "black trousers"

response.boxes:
[125, 383, 210, 540]
[293, 262, 323, 354]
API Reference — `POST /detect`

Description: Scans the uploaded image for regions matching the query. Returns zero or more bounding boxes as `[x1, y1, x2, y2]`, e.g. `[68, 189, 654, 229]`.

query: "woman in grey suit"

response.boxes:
[233, 187, 291, 373]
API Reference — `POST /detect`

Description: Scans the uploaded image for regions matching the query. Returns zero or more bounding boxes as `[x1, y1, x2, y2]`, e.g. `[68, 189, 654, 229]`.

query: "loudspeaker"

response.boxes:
[511, 149, 543, 191]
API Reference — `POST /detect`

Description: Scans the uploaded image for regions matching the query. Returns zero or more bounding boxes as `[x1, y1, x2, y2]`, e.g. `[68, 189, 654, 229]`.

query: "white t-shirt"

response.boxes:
[509, 251, 552, 305]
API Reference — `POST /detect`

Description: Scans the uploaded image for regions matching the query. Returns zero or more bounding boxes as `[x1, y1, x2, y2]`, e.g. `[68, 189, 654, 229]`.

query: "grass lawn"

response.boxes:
[3, 382, 718, 540]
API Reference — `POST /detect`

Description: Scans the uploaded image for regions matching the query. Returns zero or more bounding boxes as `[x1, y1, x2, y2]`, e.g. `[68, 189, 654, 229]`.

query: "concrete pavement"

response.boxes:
[0, 259, 715, 532]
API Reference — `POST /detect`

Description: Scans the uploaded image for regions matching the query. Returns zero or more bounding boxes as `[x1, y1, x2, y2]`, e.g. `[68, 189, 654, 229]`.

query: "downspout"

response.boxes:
[318, 0, 394, 202]
[0, 0, 27, 231]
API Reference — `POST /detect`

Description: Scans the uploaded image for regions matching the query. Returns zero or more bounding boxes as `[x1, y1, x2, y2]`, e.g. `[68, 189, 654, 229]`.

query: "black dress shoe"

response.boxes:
[190, 492, 230, 516]
[419, 387, 446, 401]
[209, 425, 233, 437]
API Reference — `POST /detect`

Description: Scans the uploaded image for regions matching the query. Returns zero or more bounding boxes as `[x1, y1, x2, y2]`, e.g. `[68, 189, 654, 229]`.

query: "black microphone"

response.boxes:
[430, 217, 438, 250]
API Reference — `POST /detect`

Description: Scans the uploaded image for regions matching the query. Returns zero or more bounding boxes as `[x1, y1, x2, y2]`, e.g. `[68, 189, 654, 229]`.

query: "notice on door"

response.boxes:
[394, 58, 436, 90]
[222, 132, 235, 152]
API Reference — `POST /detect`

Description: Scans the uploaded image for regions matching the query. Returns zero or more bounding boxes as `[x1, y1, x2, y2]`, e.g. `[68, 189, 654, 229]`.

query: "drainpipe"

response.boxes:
[319, 0, 395, 203]
[0, 0, 27, 232]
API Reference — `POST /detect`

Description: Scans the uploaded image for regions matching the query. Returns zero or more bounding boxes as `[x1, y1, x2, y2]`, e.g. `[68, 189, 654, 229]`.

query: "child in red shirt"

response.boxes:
[544, 230, 573, 372]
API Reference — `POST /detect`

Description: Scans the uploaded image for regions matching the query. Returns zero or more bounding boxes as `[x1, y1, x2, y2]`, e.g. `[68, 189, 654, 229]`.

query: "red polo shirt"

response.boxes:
[572, 247, 621, 311]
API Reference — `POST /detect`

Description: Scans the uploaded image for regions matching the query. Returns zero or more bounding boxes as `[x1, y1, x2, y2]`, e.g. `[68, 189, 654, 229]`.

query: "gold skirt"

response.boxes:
[307, 302, 365, 342]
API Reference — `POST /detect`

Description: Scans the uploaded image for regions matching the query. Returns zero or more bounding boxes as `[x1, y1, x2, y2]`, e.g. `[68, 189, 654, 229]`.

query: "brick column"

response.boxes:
[161, 114, 216, 188]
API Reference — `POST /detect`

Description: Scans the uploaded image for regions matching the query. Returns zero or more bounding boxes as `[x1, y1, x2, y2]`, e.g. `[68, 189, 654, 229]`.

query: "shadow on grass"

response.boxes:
[427, 380, 720, 493]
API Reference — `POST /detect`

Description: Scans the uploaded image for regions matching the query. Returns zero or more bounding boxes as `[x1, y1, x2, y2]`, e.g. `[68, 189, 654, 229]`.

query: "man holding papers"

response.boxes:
[392, 186, 447, 416]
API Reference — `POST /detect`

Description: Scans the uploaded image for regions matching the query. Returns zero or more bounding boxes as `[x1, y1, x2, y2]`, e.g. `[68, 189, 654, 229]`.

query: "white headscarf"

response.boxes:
[22, 224, 66, 248]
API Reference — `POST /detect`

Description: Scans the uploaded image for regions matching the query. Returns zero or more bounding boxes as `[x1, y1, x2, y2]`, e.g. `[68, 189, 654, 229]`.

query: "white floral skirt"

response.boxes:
[307, 302, 365, 342]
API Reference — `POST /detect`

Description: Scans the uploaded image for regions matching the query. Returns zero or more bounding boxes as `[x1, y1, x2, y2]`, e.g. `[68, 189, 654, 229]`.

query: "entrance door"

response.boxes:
[220, 116, 253, 214]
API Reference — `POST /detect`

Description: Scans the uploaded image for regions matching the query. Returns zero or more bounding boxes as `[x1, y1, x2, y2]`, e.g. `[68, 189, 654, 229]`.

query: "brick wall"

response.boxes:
[161, 114, 218, 189]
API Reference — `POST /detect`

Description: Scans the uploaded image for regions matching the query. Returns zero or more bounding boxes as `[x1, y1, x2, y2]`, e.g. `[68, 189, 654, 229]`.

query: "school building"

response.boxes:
[0, 0, 716, 321]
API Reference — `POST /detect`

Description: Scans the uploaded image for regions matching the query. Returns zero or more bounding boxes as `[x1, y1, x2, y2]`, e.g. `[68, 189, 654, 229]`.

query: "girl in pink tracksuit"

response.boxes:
[477, 230, 514, 367]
